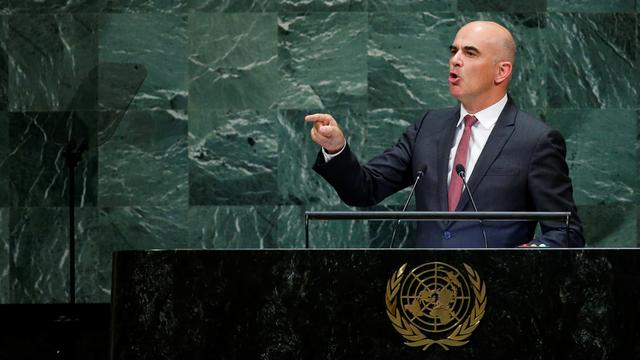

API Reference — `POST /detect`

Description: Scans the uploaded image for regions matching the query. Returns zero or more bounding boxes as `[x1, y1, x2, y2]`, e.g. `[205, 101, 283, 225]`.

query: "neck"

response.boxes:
[461, 91, 507, 114]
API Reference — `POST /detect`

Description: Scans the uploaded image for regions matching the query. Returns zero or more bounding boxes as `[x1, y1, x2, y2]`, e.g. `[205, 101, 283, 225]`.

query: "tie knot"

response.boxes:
[464, 114, 477, 128]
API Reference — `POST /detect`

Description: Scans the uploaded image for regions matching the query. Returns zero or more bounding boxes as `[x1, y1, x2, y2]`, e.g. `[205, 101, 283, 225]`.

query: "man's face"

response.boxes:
[448, 24, 500, 107]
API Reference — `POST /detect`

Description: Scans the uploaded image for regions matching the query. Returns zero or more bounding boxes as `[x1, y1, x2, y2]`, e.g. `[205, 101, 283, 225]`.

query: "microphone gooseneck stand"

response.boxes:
[389, 169, 425, 248]
[456, 164, 488, 248]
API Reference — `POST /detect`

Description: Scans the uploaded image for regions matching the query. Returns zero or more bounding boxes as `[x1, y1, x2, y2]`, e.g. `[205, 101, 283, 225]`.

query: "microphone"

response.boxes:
[389, 168, 426, 248]
[455, 164, 488, 248]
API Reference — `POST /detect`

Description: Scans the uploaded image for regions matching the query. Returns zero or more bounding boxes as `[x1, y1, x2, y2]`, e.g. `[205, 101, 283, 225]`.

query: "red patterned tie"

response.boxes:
[448, 115, 478, 211]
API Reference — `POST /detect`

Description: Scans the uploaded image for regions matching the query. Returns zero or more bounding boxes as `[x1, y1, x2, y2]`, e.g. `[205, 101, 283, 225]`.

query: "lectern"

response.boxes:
[111, 248, 640, 360]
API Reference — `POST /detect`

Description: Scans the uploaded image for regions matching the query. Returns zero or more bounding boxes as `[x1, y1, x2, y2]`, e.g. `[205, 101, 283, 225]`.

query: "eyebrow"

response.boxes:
[449, 45, 480, 54]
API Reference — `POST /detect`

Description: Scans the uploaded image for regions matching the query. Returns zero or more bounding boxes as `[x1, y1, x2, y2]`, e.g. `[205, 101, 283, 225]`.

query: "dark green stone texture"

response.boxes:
[0, 1, 638, 303]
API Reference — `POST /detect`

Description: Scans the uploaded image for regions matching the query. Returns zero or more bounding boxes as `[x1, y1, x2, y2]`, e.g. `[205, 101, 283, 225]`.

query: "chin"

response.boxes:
[449, 89, 463, 101]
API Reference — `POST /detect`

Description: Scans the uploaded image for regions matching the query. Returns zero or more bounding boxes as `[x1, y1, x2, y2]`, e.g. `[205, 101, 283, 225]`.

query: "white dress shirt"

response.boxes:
[446, 95, 508, 185]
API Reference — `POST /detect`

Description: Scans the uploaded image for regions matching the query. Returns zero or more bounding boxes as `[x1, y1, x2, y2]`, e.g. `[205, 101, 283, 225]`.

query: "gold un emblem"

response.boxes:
[385, 262, 487, 350]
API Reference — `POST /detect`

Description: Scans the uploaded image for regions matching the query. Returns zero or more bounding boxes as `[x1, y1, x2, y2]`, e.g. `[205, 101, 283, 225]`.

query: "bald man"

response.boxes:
[306, 21, 584, 248]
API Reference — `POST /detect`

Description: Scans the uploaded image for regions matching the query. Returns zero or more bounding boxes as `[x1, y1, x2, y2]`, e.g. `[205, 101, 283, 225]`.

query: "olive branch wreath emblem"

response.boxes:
[384, 262, 487, 350]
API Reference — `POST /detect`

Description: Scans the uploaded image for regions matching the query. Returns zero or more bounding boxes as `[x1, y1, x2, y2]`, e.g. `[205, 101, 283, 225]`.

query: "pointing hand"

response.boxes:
[304, 113, 346, 154]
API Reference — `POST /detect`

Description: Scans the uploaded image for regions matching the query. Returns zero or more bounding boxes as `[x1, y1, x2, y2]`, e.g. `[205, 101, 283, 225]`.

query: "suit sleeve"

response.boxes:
[312, 114, 426, 207]
[527, 129, 585, 247]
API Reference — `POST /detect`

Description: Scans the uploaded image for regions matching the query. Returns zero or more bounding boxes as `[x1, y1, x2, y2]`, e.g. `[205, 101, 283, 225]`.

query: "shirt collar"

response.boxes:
[457, 94, 509, 129]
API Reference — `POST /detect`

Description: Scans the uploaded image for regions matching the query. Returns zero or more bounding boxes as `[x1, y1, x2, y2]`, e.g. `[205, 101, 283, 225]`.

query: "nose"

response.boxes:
[450, 50, 462, 67]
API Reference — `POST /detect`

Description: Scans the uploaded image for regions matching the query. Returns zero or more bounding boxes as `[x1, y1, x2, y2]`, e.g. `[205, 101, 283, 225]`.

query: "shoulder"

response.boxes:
[422, 106, 459, 120]
[415, 106, 459, 128]
[505, 101, 562, 139]
[516, 110, 565, 147]
[510, 108, 567, 156]
[514, 109, 552, 133]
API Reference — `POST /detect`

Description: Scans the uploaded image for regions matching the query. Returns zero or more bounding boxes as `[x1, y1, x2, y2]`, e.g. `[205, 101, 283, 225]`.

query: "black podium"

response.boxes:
[111, 248, 640, 360]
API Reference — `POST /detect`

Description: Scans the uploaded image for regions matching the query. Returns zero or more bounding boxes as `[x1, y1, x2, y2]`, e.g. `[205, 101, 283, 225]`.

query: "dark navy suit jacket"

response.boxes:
[313, 98, 584, 248]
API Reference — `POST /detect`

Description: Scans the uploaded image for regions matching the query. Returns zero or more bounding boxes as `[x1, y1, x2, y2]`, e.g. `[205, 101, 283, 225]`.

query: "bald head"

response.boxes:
[459, 21, 517, 65]
[448, 21, 517, 112]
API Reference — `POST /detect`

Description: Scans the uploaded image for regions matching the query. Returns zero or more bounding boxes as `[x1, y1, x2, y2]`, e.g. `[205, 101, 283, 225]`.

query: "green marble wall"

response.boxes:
[0, 1, 638, 303]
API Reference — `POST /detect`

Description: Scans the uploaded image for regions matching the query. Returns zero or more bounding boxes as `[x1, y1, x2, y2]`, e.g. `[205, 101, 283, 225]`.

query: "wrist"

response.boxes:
[322, 141, 347, 162]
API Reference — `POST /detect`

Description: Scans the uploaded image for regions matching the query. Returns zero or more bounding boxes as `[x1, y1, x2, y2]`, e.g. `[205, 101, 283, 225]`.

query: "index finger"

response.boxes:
[304, 113, 334, 125]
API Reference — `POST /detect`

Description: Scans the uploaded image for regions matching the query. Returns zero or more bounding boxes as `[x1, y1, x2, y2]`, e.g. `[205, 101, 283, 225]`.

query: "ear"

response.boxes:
[494, 61, 512, 85]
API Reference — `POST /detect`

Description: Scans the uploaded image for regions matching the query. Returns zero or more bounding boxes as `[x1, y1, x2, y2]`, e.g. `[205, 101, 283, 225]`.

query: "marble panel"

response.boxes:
[276, 108, 366, 207]
[98, 14, 187, 111]
[7, 112, 97, 207]
[0, 16, 6, 111]
[275, 204, 374, 248]
[579, 203, 636, 247]
[369, 13, 545, 110]
[103, 0, 187, 13]
[547, 109, 636, 246]
[304, 204, 370, 248]
[365, 204, 416, 248]
[187, 0, 277, 12]
[0, 112, 7, 206]
[8, 207, 68, 303]
[547, 109, 636, 205]
[367, 0, 453, 11]
[363, 108, 424, 206]
[273, 205, 305, 248]
[546, 13, 637, 109]
[0, 208, 7, 302]
[188, 13, 278, 111]
[97, 63, 150, 113]
[8, 207, 97, 303]
[98, 110, 188, 207]
[361, 108, 422, 165]
[457, 0, 546, 12]
[187, 205, 278, 249]
[278, 12, 367, 109]
[9, 0, 107, 12]
[7, 14, 98, 111]
[548, 0, 635, 12]
[368, 12, 457, 110]
[76, 205, 186, 303]
[279, 0, 365, 12]
[189, 109, 279, 205]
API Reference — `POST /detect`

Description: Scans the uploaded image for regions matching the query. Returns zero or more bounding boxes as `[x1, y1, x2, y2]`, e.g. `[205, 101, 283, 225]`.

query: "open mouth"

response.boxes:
[449, 72, 459, 79]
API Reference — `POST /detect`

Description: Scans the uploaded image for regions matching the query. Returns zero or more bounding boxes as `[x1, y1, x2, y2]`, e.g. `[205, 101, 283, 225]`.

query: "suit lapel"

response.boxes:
[437, 109, 460, 213]
[455, 98, 518, 211]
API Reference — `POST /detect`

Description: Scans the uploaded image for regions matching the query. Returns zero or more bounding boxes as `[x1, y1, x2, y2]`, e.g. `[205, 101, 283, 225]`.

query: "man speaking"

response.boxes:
[305, 21, 584, 248]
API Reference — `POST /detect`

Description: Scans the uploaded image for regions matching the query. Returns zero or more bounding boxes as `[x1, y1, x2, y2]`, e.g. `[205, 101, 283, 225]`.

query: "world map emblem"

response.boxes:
[385, 262, 487, 350]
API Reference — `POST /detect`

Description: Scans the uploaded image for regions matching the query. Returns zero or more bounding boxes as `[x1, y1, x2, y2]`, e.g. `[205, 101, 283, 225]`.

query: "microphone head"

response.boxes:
[455, 164, 466, 177]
